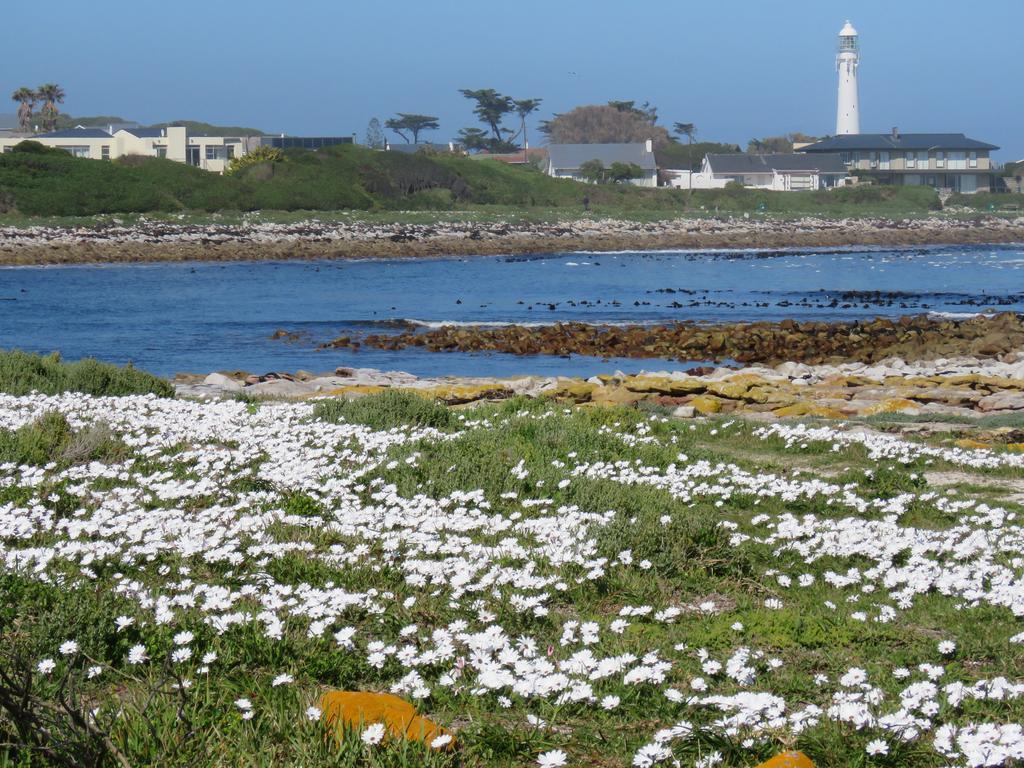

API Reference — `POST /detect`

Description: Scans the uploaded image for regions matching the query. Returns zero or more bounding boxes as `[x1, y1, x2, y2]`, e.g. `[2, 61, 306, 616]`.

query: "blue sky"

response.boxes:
[4, 0, 1022, 159]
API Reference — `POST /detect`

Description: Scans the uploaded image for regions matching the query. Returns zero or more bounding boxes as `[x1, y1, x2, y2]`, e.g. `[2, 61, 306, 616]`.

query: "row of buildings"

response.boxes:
[0, 122, 1002, 195]
[540, 129, 1000, 195]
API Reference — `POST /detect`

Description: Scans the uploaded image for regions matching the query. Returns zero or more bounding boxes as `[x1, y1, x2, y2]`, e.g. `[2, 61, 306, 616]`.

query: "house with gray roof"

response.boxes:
[544, 141, 658, 187]
[667, 153, 848, 191]
[798, 129, 999, 193]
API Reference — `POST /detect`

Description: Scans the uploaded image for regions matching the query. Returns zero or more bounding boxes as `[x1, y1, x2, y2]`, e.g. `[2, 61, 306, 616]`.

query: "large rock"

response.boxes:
[977, 391, 1024, 412]
[623, 375, 705, 396]
[203, 372, 243, 391]
[244, 379, 314, 397]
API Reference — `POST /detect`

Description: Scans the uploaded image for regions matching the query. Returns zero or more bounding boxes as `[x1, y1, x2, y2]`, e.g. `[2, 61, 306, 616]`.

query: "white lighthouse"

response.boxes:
[835, 20, 860, 135]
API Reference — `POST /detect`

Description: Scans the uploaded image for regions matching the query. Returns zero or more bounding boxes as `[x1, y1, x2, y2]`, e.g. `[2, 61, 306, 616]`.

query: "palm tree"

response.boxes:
[10, 87, 36, 132]
[512, 99, 543, 149]
[673, 123, 697, 190]
[36, 84, 65, 132]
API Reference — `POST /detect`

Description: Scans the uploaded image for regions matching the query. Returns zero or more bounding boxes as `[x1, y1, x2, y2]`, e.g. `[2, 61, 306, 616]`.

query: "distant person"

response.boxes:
[582, 194, 590, 212]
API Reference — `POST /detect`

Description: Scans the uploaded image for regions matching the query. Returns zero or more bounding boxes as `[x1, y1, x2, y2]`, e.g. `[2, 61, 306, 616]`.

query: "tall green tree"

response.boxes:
[384, 113, 440, 144]
[35, 84, 65, 132]
[458, 89, 532, 152]
[456, 127, 491, 152]
[546, 104, 671, 147]
[673, 122, 696, 145]
[10, 87, 35, 132]
[578, 159, 606, 184]
[511, 98, 542, 149]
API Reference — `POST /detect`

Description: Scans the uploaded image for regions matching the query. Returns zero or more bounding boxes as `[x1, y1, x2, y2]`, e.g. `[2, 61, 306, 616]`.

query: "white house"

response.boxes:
[0, 126, 246, 172]
[544, 141, 658, 187]
[665, 153, 848, 191]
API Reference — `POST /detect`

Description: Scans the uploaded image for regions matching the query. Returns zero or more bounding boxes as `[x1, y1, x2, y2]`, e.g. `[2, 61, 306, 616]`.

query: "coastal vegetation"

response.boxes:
[0, 140, 946, 219]
[0, 389, 1022, 766]
[0, 349, 174, 398]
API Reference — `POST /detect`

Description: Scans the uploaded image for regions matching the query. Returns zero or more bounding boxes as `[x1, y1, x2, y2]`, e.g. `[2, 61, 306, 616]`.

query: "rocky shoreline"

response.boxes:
[2, 214, 1023, 265]
[176, 351, 1024, 427]
[321, 312, 1024, 366]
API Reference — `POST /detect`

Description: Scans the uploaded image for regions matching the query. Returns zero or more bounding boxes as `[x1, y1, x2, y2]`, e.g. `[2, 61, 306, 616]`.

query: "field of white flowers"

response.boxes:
[1, 390, 1022, 767]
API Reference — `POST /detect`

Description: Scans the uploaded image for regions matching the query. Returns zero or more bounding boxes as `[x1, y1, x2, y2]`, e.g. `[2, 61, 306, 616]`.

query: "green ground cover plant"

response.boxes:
[0, 390, 1022, 766]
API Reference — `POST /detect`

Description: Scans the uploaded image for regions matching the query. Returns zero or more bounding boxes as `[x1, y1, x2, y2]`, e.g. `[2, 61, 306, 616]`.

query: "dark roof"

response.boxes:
[800, 133, 998, 152]
[547, 143, 657, 171]
[707, 153, 848, 174]
[34, 128, 112, 139]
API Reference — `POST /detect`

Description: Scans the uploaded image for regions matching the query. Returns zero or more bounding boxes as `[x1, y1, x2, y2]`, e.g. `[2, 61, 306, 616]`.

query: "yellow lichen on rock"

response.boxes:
[622, 375, 706, 396]
[319, 691, 454, 749]
[545, 379, 598, 403]
[589, 386, 643, 407]
[689, 394, 725, 414]
[704, 374, 768, 400]
[318, 385, 388, 398]
[744, 385, 797, 405]
[955, 438, 992, 450]
[754, 752, 814, 768]
[859, 398, 921, 416]
[772, 401, 847, 419]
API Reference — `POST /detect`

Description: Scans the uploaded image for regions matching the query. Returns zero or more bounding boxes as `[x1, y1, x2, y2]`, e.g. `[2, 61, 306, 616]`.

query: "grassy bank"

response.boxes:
[1, 390, 1022, 766]
[0, 141, 949, 220]
[0, 349, 173, 398]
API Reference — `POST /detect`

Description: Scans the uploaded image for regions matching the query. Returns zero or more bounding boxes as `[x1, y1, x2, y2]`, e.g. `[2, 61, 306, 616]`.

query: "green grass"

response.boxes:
[0, 141, 952, 219]
[0, 349, 174, 397]
[0, 411, 127, 467]
[947, 191, 1024, 211]
[313, 390, 456, 431]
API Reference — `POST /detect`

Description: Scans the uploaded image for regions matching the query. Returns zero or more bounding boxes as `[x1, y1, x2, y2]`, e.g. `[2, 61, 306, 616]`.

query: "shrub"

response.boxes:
[225, 145, 283, 175]
[0, 411, 126, 466]
[0, 350, 174, 397]
[312, 390, 455, 431]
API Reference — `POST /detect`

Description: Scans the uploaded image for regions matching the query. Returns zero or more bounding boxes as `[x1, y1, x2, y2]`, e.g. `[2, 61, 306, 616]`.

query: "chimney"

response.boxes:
[645, 138, 653, 153]
[891, 127, 899, 140]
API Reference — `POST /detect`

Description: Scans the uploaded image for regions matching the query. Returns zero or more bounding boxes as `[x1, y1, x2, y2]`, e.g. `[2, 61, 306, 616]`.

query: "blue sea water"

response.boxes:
[1, 244, 1022, 378]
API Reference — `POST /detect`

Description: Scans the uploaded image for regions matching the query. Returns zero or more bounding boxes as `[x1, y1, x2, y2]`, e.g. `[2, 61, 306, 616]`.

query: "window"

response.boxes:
[101, 145, 110, 161]
[969, 150, 978, 168]
[936, 151, 945, 168]
[155, 146, 167, 159]
[879, 151, 889, 170]
[58, 145, 91, 158]
[840, 151, 852, 165]
[917, 151, 929, 168]
[205, 145, 225, 161]
[226, 145, 235, 159]
[906, 153, 916, 169]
